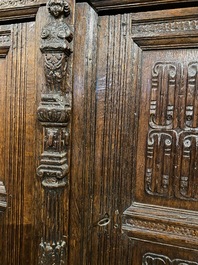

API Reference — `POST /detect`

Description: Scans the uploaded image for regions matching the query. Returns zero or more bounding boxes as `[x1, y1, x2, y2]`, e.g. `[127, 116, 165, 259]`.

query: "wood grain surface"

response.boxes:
[0, 1, 198, 264]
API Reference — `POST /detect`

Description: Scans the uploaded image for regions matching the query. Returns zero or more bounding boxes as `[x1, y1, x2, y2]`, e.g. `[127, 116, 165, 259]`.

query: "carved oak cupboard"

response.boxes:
[0, 0, 198, 264]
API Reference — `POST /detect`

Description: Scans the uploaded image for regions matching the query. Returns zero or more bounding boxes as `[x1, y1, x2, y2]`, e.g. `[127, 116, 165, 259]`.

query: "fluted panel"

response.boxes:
[70, 8, 135, 265]
[0, 14, 44, 264]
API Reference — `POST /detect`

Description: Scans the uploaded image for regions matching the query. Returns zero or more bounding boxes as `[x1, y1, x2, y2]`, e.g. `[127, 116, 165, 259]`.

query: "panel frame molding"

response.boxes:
[123, 202, 198, 250]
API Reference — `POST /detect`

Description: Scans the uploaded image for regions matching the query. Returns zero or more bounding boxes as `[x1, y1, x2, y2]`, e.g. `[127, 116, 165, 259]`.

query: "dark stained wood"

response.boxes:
[0, 1, 198, 264]
[36, 1, 74, 264]
[122, 5, 198, 264]
[70, 4, 135, 264]
[132, 241, 198, 264]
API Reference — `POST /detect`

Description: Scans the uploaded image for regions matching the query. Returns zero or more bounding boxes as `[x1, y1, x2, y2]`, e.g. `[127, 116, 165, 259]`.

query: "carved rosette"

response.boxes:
[37, 1, 73, 264]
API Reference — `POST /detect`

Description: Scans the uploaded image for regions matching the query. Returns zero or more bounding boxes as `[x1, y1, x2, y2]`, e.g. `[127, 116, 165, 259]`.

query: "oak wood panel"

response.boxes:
[122, 5, 198, 263]
[0, 6, 48, 264]
[0, 21, 38, 265]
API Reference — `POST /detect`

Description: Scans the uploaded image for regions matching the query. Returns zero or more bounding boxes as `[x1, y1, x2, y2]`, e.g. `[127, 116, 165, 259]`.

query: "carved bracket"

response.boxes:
[37, 1, 73, 264]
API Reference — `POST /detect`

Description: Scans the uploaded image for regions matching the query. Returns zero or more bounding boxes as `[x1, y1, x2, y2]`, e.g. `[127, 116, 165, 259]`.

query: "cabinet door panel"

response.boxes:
[123, 6, 198, 264]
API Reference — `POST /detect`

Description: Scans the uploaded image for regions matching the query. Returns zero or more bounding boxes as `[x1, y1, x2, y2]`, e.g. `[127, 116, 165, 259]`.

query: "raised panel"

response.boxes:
[123, 7, 198, 251]
[137, 49, 198, 208]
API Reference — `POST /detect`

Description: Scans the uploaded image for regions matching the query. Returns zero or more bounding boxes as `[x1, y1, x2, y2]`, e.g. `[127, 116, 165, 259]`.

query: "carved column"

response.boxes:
[37, 1, 73, 264]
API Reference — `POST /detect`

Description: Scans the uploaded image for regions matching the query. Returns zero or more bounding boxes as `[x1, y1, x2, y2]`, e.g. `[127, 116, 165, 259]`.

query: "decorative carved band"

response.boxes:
[132, 19, 198, 36]
[122, 203, 198, 249]
[126, 218, 198, 238]
[0, 181, 7, 212]
[0, 0, 38, 8]
[143, 253, 198, 265]
[37, 0, 73, 264]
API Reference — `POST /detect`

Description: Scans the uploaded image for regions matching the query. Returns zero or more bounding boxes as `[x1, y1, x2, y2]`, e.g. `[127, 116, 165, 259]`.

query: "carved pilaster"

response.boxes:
[37, 1, 73, 264]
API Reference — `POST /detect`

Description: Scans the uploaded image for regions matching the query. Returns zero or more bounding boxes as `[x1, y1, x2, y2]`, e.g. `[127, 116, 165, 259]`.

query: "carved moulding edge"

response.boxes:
[131, 14, 198, 50]
[0, 0, 47, 22]
[122, 202, 198, 250]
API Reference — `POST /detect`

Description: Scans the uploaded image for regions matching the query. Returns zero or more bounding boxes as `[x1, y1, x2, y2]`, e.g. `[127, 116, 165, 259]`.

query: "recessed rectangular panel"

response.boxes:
[136, 48, 198, 210]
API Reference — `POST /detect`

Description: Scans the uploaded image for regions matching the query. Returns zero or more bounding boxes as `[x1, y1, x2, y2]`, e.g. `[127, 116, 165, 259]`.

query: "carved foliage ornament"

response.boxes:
[143, 253, 198, 265]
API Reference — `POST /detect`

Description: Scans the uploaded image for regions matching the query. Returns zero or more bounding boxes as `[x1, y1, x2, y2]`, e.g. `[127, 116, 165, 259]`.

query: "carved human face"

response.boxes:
[48, 0, 64, 18]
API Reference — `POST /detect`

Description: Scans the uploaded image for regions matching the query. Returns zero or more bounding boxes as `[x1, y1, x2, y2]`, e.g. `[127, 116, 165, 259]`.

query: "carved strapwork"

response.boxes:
[37, 0, 73, 264]
[145, 62, 198, 200]
[0, 181, 7, 213]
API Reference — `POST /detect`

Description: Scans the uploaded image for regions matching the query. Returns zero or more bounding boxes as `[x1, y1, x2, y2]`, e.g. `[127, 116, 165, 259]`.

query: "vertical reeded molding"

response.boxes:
[37, 0, 73, 264]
